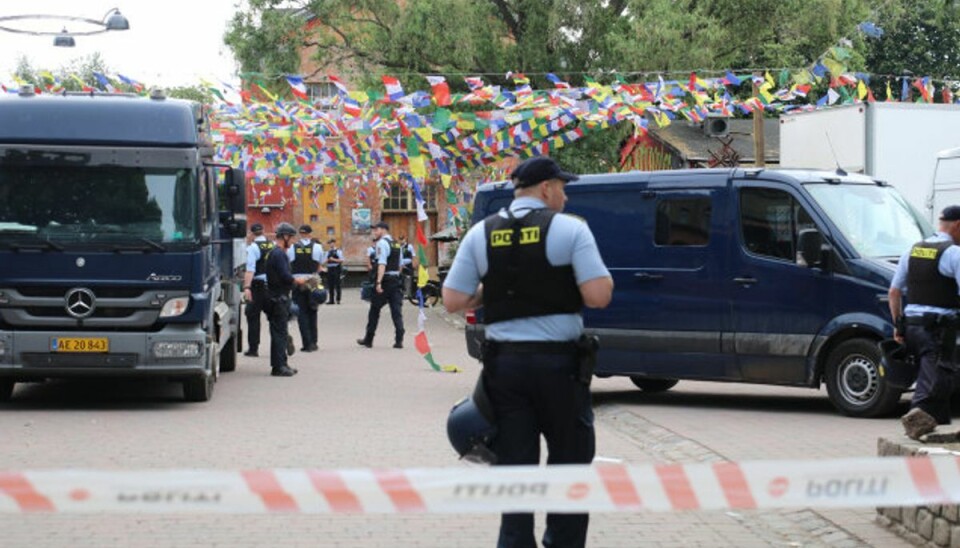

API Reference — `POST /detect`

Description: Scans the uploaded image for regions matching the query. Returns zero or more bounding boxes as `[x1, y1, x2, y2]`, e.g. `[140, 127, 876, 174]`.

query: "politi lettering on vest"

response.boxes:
[805, 476, 889, 499]
[490, 229, 512, 247]
[489, 227, 541, 247]
[116, 490, 223, 504]
[911, 247, 938, 260]
[452, 482, 549, 498]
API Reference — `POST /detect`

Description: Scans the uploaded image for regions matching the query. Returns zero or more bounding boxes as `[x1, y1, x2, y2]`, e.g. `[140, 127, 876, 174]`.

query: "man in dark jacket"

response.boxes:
[265, 223, 305, 377]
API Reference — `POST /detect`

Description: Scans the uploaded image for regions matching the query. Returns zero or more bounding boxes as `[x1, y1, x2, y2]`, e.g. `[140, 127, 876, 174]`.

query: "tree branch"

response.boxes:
[488, 0, 521, 39]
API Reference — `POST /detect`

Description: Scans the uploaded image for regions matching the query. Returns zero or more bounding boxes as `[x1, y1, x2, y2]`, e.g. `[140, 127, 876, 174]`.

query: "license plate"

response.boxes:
[51, 337, 109, 353]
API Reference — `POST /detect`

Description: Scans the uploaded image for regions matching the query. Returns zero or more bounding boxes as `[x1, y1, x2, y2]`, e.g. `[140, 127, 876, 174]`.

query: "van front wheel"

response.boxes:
[630, 377, 679, 393]
[825, 338, 901, 418]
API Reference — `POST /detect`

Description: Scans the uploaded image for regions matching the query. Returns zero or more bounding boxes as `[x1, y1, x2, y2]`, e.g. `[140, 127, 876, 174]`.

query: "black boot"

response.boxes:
[356, 338, 372, 348]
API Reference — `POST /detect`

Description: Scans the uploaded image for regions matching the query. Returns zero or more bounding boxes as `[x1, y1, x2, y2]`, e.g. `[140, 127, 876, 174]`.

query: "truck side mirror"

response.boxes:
[798, 228, 829, 269]
[226, 168, 246, 214]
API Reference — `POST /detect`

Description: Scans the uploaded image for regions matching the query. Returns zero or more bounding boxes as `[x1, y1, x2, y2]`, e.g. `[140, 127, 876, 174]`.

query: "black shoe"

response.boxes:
[286, 335, 296, 356]
[271, 367, 298, 377]
[327, 301, 334, 305]
[393, 342, 403, 349]
[356, 338, 372, 348]
[336, 301, 341, 305]
[243, 350, 258, 357]
[308, 344, 319, 351]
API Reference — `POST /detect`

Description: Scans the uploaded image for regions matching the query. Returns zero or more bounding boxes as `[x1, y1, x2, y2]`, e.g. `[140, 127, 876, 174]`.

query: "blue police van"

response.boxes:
[464, 168, 933, 417]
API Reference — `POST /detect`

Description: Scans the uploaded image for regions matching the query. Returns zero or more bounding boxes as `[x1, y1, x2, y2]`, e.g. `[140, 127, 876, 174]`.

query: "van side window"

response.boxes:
[654, 197, 711, 246]
[740, 188, 815, 262]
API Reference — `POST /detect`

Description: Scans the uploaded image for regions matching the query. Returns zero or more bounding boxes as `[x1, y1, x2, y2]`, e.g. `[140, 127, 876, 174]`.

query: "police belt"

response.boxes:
[905, 313, 960, 329]
[484, 340, 578, 354]
[251, 279, 266, 287]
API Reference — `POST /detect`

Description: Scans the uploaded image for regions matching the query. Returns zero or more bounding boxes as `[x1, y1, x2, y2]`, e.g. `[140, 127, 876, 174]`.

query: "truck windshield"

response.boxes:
[805, 183, 933, 259]
[0, 165, 198, 249]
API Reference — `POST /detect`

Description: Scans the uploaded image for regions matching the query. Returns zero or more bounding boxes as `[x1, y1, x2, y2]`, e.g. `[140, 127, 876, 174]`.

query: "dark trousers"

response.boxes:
[266, 294, 291, 370]
[483, 350, 595, 548]
[326, 268, 342, 303]
[292, 289, 317, 349]
[906, 325, 957, 424]
[244, 282, 267, 352]
[362, 276, 404, 344]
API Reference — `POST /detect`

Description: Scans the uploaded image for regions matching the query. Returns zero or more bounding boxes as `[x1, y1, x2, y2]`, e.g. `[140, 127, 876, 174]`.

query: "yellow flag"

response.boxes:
[441, 173, 452, 189]
[417, 265, 429, 288]
[886, 81, 893, 101]
[857, 80, 868, 100]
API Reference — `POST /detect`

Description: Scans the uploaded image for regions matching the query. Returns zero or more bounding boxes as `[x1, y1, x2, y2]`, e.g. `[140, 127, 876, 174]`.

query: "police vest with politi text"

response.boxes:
[907, 240, 959, 309]
[481, 209, 582, 324]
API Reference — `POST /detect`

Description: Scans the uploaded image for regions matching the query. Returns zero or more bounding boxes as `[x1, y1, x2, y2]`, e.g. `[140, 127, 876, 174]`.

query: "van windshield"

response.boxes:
[805, 183, 932, 259]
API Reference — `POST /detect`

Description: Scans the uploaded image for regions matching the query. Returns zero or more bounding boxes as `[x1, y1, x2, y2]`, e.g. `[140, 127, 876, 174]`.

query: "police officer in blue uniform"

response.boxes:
[357, 221, 406, 349]
[288, 225, 324, 352]
[443, 157, 613, 548]
[325, 238, 344, 304]
[890, 205, 960, 440]
[265, 222, 305, 377]
[242, 223, 274, 357]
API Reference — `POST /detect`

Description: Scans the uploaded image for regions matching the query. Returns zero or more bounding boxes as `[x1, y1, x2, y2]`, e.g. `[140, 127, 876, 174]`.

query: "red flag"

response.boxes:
[416, 224, 428, 246]
[425, 76, 451, 106]
[414, 331, 431, 355]
[688, 72, 697, 92]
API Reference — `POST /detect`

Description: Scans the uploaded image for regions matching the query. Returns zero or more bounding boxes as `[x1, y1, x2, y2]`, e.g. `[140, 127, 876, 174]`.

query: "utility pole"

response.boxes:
[753, 74, 766, 167]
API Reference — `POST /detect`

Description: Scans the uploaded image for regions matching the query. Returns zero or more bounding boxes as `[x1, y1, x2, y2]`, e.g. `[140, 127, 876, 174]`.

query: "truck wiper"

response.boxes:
[110, 237, 167, 253]
[8, 238, 64, 252]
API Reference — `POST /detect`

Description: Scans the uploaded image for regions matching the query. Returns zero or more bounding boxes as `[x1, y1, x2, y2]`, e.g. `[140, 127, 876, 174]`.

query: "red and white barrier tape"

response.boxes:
[1, 456, 958, 514]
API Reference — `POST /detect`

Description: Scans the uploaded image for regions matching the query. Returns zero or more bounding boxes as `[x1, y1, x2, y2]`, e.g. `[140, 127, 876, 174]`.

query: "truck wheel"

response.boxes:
[630, 377, 679, 393]
[220, 335, 237, 373]
[0, 380, 13, 402]
[183, 374, 214, 402]
[184, 349, 216, 402]
[825, 338, 902, 417]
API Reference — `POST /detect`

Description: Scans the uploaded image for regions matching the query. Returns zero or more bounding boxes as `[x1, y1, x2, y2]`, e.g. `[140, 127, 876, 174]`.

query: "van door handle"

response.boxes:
[634, 272, 664, 280]
[733, 277, 758, 285]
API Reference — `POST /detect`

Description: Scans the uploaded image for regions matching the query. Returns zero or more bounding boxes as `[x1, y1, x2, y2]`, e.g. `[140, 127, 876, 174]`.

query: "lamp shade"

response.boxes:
[53, 29, 75, 47]
[104, 10, 129, 31]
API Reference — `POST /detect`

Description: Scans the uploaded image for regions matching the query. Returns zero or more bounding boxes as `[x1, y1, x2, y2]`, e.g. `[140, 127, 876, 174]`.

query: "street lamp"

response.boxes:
[0, 8, 130, 48]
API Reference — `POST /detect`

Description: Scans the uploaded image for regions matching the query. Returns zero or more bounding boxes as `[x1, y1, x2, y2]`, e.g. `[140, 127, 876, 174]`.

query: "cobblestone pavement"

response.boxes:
[0, 289, 918, 547]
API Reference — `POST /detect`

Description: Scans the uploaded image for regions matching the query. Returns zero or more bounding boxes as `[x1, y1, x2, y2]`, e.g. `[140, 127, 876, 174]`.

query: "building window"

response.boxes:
[310, 214, 318, 222]
[306, 82, 338, 108]
[383, 184, 410, 211]
[382, 182, 438, 212]
[327, 226, 335, 236]
[326, 202, 336, 212]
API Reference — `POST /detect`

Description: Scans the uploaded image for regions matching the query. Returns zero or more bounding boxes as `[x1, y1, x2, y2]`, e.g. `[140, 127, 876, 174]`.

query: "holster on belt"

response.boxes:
[576, 334, 600, 385]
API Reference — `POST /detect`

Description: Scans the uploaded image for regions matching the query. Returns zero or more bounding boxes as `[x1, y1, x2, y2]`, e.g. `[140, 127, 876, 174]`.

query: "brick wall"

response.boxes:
[877, 437, 960, 547]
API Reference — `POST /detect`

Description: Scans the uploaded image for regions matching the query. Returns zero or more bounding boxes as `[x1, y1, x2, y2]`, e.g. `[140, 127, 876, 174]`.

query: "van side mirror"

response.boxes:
[798, 228, 829, 269]
[226, 168, 246, 214]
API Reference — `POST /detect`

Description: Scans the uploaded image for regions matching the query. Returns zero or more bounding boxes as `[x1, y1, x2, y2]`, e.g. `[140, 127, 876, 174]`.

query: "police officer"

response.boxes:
[266, 222, 305, 377]
[399, 234, 416, 298]
[889, 205, 960, 440]
[442, 157, 613, 548]
[357, 221, 406, 349]
[242, 223, 274, 358]
[288, 225, 324, 352]
[325, 238, 344, 304]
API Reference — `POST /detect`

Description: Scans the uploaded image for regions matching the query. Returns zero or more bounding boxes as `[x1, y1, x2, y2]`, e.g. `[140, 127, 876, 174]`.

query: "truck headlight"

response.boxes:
[159, 297, 190, 318]
[152, 341, 202, 359]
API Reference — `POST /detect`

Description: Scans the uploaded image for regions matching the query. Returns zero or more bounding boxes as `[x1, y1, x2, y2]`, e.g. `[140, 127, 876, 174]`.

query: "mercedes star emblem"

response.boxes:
[65, 288, 96, 319]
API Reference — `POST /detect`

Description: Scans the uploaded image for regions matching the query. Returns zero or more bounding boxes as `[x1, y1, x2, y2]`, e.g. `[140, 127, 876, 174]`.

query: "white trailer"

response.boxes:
[780, 102, 960, 222]
[932, 147, 960, 216]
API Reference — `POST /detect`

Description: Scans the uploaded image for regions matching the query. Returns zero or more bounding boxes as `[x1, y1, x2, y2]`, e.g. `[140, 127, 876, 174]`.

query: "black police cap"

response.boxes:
[511, 157, 579, 188]
[250, 223, 264, 233]
[374, 221, 390, 230]
[940, 206, 960, 221]
[299, 224, 312, 234]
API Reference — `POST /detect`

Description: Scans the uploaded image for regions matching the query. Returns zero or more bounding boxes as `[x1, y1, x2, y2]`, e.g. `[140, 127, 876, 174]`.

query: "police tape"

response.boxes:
[1, 455, 958, 514]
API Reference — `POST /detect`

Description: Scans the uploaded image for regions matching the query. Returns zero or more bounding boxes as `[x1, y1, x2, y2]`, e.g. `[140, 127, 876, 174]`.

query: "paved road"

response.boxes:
[0, 289, 916, 547]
